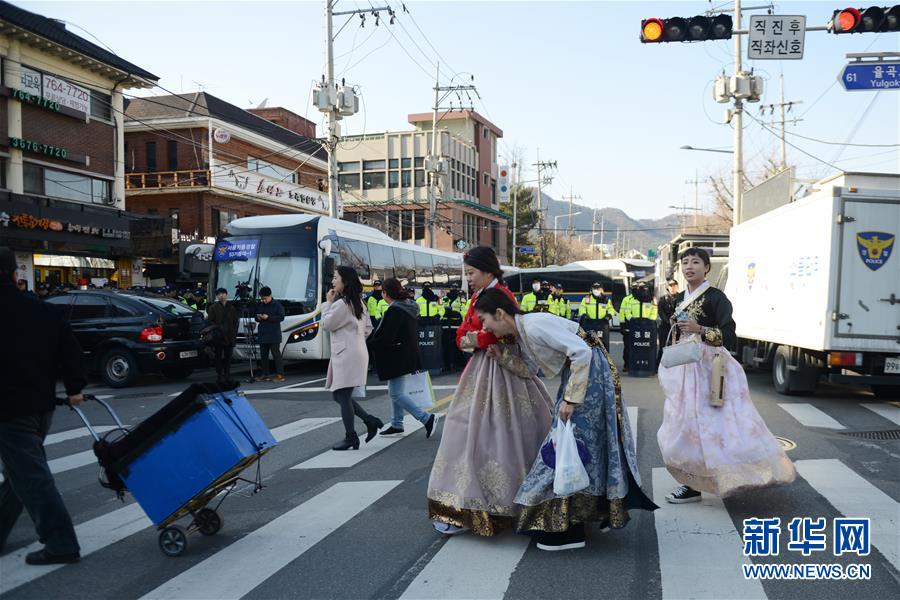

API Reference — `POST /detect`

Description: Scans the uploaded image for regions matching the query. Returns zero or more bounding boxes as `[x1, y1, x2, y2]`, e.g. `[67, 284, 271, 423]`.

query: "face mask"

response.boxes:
[532, 283, 541, 292]
[592, 290, 602, 298]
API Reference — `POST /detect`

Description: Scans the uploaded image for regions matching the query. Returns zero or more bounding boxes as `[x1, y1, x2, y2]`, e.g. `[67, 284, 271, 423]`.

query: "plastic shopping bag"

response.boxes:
[552, 420, 590, 496]
[351, 385, 366, 399]
[405, 371, 436, 410]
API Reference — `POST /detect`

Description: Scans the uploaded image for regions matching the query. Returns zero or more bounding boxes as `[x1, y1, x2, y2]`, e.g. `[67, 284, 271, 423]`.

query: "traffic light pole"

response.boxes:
[733, 0, 744, 227]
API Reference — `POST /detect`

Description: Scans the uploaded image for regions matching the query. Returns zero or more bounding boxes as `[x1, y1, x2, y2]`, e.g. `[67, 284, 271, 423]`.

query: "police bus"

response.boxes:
[209, 214, 464, 361]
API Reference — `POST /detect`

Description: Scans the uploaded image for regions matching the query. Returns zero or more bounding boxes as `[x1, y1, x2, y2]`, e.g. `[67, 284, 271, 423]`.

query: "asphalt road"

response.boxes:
[2, 339, 898, 600]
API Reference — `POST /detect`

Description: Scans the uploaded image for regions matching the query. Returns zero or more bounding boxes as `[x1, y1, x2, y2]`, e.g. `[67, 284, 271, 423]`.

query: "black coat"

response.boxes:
[366, 299, 422, 381]
[207, 301, 239, 344]
[254, 299, 285, 344]
[0, 284, 87, 420]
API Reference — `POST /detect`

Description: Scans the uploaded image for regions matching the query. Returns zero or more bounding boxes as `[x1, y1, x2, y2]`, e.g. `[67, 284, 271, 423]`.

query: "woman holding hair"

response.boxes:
[657, 247, 794, 503]
[474, 288, 656, 551]
[366, 278, 435, 437]
[322, 266, 383, 451]
[427, 246, 554, 537]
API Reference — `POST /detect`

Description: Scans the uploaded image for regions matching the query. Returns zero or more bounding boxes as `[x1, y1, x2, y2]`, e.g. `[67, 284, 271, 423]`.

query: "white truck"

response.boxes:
[725, 172, 900, 398]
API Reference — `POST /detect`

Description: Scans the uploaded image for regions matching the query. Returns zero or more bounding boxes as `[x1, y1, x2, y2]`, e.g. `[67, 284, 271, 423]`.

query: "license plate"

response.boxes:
[179, 350, 198, 359]
[886, 357, 900, 374]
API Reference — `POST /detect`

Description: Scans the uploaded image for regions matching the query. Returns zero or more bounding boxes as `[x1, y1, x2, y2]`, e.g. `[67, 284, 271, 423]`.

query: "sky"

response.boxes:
[20, 0, 900, 219]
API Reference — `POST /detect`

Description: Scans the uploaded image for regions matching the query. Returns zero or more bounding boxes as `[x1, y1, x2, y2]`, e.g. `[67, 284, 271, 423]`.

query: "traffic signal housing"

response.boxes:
[831, 5, 900, 33]
[641, 14, 733, 43]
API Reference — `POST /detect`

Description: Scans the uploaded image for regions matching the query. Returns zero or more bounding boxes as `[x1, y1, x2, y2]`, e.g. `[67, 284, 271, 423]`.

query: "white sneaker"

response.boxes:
[432, 521, 469, 536]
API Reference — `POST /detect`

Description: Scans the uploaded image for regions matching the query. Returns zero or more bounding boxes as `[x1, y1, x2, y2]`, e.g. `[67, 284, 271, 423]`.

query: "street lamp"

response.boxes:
[669, 204, 702, 234]
[680, 145, 734, 154]
[553, 211, 582, 246]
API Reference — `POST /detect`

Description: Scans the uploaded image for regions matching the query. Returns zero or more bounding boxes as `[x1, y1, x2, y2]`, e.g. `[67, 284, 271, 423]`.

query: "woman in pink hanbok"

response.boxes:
[657, 248, 795, 503]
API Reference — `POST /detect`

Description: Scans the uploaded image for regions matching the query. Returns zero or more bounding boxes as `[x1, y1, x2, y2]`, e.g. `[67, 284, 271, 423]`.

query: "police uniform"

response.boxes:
[579, 289, 616, 349]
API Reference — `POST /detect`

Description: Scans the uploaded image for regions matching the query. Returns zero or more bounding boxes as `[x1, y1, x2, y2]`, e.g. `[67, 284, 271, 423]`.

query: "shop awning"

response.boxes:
[33, 254, 115, 269]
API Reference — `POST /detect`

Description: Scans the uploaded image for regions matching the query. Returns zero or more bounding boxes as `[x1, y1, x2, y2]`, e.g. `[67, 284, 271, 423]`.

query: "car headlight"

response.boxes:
[287, 323, 319, 343]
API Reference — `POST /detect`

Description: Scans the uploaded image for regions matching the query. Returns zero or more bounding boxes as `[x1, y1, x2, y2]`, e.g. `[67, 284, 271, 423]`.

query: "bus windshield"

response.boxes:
[211, 233, 318, 314]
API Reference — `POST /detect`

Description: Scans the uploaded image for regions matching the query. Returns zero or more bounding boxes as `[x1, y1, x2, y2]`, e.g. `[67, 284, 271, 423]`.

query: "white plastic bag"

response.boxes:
[552, 420, 590, 496]
[351, 385, 366, 399]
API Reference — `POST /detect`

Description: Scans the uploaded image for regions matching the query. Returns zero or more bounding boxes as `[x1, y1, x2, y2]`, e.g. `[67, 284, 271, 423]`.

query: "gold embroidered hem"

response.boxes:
[666, 452, 796, 498]
[428, 500, 515, 537]
[516, 495, 628, 533]
[702, 326, 724, 346]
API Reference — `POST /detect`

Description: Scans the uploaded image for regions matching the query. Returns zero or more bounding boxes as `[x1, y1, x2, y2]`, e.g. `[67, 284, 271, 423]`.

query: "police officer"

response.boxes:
[416, 282, 444, 325]
[520, 278, 541, 312]
[657, 279, 680, 364]
[0, 247, 86, 565]
[443, 282, 465, 325]
[619, 288, 638, 372]
[551, 283, 571, 319]
[441, 283, 465, 371]
[579, 282, 616, 349]
[622, 282, 658, 373]
[366, 280, 386, 325]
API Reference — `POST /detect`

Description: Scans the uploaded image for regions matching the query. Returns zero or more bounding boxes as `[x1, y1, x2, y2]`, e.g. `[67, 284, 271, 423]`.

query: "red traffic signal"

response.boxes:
[831, 5, 900, 33]
[640, 14, 733, 43]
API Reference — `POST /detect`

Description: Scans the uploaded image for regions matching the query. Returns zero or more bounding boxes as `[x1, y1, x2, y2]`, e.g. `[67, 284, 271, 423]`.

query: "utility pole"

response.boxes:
[599, 213, 605, 257]
[590, 208, 597, 258]
[685, 169, 702, 230]
[733, 0, 744, 228]
[563, 187, 582, 236]
[759, 74, 803, 170]
[532, 150, 557, 267]
[427, 68, 478, 248]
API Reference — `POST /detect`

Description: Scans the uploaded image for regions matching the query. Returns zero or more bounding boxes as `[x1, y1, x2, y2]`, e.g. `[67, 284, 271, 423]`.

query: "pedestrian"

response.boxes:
[255, 286, 286, 382]
[520, 278, 541, 312]
[473, 288, 657, 551]
[36, 282, 51, 300]
[657, 248, 795, 503]
[17, 278, 36, 298]
[0, 247, 87, 565]
[323, 266, 383, 451]
[207, 287, 239, 383]
[427, 246, 553, 537]
[366, 278, 435, 438]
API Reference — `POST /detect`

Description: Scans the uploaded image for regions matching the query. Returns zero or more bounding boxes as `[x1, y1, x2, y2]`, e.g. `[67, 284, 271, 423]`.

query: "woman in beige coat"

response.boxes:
[322, 265, 383, 450]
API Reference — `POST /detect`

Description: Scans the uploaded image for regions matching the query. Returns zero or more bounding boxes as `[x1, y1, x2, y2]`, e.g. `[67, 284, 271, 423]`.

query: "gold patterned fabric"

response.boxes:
[702, 326, 724, 346]
[517, 495, 628, 533]
[427, 499, 515, 537]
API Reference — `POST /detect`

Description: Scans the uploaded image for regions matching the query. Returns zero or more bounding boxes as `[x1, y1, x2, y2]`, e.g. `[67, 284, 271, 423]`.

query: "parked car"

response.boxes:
[45, 290, 206, 388]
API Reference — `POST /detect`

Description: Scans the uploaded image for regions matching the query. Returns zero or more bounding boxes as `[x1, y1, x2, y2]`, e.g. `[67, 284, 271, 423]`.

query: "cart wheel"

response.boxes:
[158, 525, 188, 557]
[195, 508, 223, 536]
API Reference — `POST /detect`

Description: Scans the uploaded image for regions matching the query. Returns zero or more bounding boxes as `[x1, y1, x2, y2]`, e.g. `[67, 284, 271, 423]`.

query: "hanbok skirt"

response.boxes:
[515, 343, 657, 533]
[427, 349, 554, 536]
[657, 344, 796, 497]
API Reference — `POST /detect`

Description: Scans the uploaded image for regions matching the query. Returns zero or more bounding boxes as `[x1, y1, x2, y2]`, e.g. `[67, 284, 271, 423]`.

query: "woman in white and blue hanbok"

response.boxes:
[474, 288, 657, 552]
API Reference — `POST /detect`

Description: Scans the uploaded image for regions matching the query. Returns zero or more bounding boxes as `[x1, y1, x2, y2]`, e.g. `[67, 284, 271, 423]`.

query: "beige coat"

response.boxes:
[322, 299, 372, 392]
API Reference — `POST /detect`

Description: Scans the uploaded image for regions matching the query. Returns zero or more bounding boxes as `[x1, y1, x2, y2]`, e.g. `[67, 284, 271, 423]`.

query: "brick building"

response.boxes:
[124, 93, 328, 258]
[0, 1, 166, 290]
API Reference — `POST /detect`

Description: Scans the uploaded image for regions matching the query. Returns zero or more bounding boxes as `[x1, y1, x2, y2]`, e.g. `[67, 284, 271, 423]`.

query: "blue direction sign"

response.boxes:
[518, 246, 536, 254]
[839, 62, 900, 91]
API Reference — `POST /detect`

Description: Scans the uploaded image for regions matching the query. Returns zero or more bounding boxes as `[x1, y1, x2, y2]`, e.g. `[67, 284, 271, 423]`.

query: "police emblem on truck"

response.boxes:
[856, 231, 895, 271]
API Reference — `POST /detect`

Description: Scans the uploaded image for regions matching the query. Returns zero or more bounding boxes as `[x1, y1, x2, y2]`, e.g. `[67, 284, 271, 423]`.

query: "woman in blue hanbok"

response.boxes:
[474, 288, 657, 551]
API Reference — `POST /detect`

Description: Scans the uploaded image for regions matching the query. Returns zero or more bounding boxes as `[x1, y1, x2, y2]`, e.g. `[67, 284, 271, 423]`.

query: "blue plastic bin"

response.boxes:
[119, 389, 277, 525]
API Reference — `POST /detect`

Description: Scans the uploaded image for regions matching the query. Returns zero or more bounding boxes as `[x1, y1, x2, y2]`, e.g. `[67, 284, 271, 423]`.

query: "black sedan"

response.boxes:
[45, 290, 207, 387]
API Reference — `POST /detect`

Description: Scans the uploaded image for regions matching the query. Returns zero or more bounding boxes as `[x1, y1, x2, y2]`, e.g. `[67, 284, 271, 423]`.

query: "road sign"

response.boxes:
[518, 246, 536, 254]
[839, 62, 900, 91]
[748, 15, 805, 60]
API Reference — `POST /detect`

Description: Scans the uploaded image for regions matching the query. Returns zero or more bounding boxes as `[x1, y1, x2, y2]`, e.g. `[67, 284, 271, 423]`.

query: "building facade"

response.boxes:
[0, 1, 166, 290]
[338, 110, 508, 261]
[123, 93, 328, 280]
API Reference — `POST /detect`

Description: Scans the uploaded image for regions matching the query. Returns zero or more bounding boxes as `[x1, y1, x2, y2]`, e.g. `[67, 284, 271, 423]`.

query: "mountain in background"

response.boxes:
[535, 192, 682, 255]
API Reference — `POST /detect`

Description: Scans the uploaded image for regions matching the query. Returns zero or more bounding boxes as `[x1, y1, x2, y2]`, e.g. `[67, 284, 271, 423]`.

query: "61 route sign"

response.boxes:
[839, 62, 900, 91]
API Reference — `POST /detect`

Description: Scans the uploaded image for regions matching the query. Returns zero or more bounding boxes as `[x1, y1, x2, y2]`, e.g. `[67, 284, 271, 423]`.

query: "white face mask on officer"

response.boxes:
[532, 283, 541, 292]
[592, 289, 603, 298]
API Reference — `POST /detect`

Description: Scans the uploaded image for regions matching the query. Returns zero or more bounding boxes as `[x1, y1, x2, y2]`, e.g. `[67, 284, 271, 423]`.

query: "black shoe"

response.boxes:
[424, 414, 436, 439]
[25, 549, 80, 565]
[333, 433, 360, 451]
[666, 485, 702, 504]
[536, 524, 586, 552]
[380, 426, 405, 436]
[364, 417, 384, 443]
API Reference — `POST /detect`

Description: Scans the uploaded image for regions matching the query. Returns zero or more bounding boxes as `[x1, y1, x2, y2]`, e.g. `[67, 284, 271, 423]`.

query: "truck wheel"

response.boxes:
[99, 348, 139, 388]
[870, 385, 900, 400]
[773, 346, 818, 396]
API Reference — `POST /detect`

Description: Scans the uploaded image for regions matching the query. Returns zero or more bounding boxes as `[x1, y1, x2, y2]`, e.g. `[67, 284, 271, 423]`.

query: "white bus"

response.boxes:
[209, 214, 464, 361]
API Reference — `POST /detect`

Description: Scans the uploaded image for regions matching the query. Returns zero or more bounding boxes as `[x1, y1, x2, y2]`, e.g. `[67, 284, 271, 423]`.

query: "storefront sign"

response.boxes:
[9, 87, 62, 112]
[41, 73, 90, 115]
[0, 211, 131, 239]
[9, 137, 68, 159]
[211, 163, 328, 215]
[20, 67, 42, 95]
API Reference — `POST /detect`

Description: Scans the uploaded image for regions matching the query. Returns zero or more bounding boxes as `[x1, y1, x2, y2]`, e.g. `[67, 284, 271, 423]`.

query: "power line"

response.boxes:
[784, 130, 899, 148]
[746, 111, 844, 172]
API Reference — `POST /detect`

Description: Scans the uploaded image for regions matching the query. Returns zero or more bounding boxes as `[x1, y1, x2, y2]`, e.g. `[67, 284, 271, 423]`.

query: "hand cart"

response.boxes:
[61, 382, 277, 557]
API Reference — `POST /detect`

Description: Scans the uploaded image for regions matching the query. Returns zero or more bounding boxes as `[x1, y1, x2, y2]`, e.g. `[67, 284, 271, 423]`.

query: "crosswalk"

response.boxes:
[3, 397, 899, 600]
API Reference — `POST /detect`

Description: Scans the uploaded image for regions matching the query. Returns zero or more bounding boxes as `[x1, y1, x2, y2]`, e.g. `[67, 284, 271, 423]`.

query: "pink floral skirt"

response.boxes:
[657, 345, 795, 497]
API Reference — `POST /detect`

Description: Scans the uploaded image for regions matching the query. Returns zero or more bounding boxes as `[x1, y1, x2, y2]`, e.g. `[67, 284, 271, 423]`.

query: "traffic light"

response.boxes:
[498, 166, 510, 203]
[641, 14, 733, 43]
[831, 5, 900, 33]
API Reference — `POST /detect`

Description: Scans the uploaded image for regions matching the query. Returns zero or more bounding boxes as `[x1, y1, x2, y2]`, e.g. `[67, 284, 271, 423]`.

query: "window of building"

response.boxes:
[146, 142, 157, 172]
[414, 157, 424, 168]
[363, 160, 386, 171]
[483, 173, 489, 186]
[338, 161, 360, 172]
[401, 158, 412, 168]
[362, 171, 386, 190]
[338, 173, 360, 191]
[90, 90, 112, 121]
[212, 208, 239, 234]
[169, 208, 180, 232]
[24, 163, 43, 195]
[167, 141, 178, 171]
[388, 171, 399, 189]
[401, 170, 412, 188]
[483, 127, 489, 140]
[388, 159, 399, 169]
[248, 157, 295, 182]
[35, 166, 111, 204]
[414, 169, 426, 187]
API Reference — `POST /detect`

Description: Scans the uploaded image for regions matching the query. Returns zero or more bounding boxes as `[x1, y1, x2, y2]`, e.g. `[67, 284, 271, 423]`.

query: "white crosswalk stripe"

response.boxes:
[652, 468, 766, 600]
[44, 425, 117, 446]
[777, 403, 846, 429]
[291, 415, 430, 470]
[627, 406, 638, 451]
[861, 403, 900, 426]
[400, 533, 530, 600]
[140, 480, 402, 600]
[0, 502, 151, 595]
[795, 459, 900, 571]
